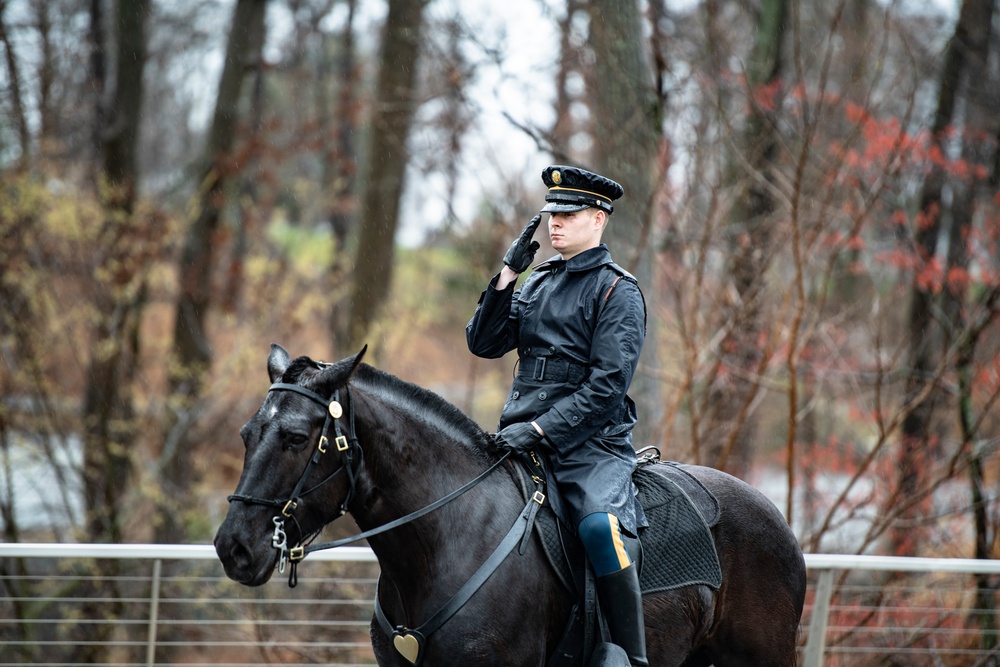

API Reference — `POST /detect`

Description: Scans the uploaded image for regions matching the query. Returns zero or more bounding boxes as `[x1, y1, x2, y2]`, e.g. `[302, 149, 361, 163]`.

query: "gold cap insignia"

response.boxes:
[551, 170, 562, 184]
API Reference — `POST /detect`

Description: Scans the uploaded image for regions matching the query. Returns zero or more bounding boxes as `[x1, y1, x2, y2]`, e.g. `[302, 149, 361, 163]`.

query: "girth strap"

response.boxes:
[374, 488, 546, 665]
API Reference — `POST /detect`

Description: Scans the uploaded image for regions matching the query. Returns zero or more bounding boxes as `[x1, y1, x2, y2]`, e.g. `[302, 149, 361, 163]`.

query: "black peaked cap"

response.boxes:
[540, 165, 624, 214]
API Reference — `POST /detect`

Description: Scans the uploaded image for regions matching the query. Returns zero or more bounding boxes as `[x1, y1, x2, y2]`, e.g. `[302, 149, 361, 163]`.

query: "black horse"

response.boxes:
[215, 345, 806, 666]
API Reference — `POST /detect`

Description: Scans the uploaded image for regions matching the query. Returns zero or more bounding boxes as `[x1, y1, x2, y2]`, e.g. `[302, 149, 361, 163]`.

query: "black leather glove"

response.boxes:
[502, 215, 542, 273]
[495, 422, 543, 454]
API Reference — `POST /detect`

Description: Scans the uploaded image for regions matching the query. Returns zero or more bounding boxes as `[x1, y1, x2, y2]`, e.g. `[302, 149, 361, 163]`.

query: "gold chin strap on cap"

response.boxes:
[546, 185, 612, 211]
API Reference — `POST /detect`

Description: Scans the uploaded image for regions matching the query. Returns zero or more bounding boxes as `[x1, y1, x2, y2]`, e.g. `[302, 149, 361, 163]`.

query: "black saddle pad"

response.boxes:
[533, 460, 722, 595]
[641, 460, 720, 527]
[633, 462, 722, 593]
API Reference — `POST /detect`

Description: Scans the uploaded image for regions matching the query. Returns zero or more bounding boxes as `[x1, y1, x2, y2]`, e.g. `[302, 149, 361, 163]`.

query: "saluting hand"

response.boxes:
[503, 214, 542, 274]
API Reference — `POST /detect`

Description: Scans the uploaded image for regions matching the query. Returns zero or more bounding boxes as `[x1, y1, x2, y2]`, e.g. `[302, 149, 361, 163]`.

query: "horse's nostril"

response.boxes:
[216, 530, 252, 571]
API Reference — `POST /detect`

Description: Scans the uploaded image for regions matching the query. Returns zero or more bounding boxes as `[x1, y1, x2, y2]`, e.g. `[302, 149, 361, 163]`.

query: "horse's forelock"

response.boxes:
[280, 355, 354, 391]
[280, 356, 320, 383]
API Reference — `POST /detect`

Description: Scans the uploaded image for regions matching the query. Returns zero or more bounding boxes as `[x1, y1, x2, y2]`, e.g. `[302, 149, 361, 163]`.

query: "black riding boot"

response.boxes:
[595, 563, 648, 667]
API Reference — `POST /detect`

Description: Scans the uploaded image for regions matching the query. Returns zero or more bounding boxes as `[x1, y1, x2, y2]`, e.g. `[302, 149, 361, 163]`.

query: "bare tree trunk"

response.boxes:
[81, 0, 149, 547]
[438, 17, 470, 232]
[587, 0, 662, 446]
[943, 3, 998, 649]
[894, 0, 992, 556]
[0, 1, 30, 170]
[158, 0, 268, 543]
[344, 0, 427, 351]
[75, 0, 150, 663]
[88, 0, 106, 162]
[33, 1, 56, 155]
[222, 45, 265, 314]
[955, 298, 1000, 659]
[707, 0, 788, 478]
[324, 0, 359, 355]
[587, 0, 659, 271]
[549, 0, 583, 160]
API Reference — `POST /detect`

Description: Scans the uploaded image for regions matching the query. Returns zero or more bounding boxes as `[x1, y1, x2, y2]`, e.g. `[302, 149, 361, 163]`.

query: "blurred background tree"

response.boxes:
[1, 6, 998, 660]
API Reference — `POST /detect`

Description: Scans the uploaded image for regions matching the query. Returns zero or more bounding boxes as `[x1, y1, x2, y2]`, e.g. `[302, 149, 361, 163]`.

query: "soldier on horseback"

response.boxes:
[467, 165, 649, 666]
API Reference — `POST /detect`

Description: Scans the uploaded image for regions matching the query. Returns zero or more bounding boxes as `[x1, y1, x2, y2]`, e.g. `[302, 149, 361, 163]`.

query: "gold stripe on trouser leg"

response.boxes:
[608, 514, 630, 570]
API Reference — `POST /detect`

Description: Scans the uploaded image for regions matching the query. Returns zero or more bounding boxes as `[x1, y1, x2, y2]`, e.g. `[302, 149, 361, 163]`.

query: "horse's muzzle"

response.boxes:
[214, 521, 277, 586]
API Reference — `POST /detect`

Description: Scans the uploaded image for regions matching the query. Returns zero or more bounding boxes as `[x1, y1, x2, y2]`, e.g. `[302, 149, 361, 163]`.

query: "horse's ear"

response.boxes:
[346, 345, 368, 379]
[314, 345, 367, 389]
[268, 343, 291, 383]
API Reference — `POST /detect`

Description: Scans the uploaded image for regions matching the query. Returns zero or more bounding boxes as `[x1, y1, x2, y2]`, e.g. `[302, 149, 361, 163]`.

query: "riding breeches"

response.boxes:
[577, 512, 631, 577]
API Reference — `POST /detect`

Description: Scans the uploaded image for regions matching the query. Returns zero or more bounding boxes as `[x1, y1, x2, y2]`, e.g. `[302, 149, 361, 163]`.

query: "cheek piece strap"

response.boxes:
[227, 384, 361, 585]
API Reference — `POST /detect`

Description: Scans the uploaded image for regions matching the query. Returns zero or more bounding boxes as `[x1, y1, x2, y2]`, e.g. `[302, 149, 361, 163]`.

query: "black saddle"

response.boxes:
[511, 452, 723, 666]
[526, 456, 722, 596]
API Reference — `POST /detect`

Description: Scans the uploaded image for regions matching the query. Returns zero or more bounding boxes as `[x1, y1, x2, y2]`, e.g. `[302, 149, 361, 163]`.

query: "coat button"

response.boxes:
[538, 391, 548, 400]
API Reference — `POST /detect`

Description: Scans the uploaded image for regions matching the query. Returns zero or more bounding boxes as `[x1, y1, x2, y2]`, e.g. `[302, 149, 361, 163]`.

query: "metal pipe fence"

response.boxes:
[1, 545, 998, 666]
[802, 554, 1000, 667]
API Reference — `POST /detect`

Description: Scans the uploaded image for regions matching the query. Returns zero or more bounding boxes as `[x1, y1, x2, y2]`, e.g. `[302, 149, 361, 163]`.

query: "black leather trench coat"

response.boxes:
[466, 244, 647, 535]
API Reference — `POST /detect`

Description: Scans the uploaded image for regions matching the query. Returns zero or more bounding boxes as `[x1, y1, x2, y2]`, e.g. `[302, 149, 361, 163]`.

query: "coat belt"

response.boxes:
[517, 356, 587, 384]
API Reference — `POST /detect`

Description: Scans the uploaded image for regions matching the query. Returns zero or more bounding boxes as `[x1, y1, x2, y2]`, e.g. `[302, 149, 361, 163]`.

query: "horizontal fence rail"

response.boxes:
[802, 554, 1000, 667]
[1, 544, 998, 666]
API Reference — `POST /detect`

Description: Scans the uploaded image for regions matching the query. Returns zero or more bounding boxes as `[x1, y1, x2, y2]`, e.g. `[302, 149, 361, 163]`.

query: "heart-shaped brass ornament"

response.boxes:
[392, 632, 421, 664]
[328, 401, 343, 419]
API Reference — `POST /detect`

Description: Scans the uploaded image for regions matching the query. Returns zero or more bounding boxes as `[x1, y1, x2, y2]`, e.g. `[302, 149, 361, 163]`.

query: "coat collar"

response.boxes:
[535, 244, 613, 273]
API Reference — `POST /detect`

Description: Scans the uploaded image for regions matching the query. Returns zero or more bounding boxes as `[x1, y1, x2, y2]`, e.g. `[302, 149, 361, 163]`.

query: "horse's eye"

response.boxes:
[285, 433, 310, 449]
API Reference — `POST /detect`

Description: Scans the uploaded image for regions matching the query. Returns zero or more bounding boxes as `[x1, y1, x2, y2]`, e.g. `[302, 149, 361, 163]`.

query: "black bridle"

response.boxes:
[227, 381, 363, 582]
[226, 379, 514, 587]
[225, 375, 547, 665]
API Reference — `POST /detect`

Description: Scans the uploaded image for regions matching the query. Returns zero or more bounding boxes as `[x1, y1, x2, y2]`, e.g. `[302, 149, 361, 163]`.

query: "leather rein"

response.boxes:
[225, 380, 546, 665]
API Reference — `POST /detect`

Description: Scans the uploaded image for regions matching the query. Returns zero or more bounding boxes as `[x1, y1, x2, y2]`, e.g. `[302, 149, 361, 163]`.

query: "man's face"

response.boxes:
[548, 208, 606, 259]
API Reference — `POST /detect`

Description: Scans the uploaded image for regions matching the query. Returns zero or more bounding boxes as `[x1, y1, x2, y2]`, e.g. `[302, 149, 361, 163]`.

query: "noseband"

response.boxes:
[227, 381, 362, 581]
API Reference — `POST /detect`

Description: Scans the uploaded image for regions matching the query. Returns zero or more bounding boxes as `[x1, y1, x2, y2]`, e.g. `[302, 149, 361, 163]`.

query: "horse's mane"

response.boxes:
[283, 355, 496, 464]
[353, 364, 496, 464]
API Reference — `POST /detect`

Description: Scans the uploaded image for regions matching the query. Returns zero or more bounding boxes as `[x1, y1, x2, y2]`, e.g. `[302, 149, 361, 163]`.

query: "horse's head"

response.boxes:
[214, 343, 366, 586]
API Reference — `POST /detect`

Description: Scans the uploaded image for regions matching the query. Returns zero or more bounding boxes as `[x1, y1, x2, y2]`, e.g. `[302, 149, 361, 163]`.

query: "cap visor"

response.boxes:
[540, 202, 590, 213]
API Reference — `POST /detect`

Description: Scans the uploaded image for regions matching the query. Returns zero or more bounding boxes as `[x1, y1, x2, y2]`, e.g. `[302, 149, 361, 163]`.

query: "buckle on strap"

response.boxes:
[282, 499, 298, 517]
[289, 546, 305, 561]
[531, 490, 545, 505]
[335, 435, 349, 451]
[532, 357, 547, 381]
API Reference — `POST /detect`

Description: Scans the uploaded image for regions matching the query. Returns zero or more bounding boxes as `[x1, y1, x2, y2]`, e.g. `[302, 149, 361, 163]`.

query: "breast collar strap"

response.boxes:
[373, 474, 547, 666]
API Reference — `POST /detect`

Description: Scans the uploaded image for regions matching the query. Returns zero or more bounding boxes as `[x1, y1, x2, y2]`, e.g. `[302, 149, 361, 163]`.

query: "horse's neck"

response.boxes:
[352, 382, 493, 502]
[349, 382, 521, 597]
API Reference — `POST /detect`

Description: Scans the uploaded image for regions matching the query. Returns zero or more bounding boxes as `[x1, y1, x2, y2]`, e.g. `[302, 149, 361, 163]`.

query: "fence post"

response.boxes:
[803, 568, 834, 667]
[146, 559, 162, 667]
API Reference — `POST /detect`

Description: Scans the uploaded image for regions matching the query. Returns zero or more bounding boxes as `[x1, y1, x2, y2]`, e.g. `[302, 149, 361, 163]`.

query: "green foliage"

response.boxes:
[266, 216, 335, 274]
